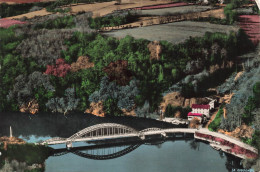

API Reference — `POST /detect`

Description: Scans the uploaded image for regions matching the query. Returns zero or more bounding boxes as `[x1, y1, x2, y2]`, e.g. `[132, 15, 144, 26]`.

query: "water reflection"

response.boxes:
[0, 112, 244, 172]
[0, 112, 182, 138]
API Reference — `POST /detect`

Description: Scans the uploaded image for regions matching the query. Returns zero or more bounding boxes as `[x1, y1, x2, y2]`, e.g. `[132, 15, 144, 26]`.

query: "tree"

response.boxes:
[89, 76, 139, 113]
[7, 71, 55, 108]
[135, 100, 150, 118]
[44, 58, 71, 77]
[46, 87, 79, 114]
[103, 60, 133, 86]
[253, 82, 260, 105]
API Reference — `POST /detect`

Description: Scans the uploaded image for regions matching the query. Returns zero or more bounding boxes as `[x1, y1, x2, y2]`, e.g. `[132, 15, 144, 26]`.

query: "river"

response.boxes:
[0, 112, 243, 172]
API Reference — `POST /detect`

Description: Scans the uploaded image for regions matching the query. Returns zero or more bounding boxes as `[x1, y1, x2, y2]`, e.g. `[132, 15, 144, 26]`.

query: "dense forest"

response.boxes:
[0, 23, 254, 116]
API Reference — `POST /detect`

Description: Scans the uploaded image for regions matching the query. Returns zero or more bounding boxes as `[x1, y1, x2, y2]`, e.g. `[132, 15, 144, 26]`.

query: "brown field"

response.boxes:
[6, 0, 172, 19]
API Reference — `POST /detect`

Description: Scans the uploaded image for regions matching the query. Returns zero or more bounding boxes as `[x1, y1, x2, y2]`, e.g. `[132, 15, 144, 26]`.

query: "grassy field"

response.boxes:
[104, 21, 239, 44]
[139, 5, 213, 16]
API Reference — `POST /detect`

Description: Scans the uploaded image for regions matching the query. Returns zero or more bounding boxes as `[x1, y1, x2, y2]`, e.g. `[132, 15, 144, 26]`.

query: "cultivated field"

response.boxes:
[139, 5, 213, 16]
[239, 15, 260, 45]
[6, 0, 172, 19]
[104, 21, 239, 44]
[0, 0, 54, 4]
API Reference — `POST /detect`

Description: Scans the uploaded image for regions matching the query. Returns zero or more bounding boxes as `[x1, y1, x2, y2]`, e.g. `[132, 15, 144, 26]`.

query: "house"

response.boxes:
[187, 112, 203, 122]
[206, 97, 217, 110]
[191, 104, 210, 118]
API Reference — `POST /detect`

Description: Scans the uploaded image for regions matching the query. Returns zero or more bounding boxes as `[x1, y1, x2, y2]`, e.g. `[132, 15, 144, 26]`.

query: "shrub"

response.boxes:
[88, 12, 137, 29]
[164, 105, 191, 119]
[33, 15, 75, 30]
[208, 108, 223, 131]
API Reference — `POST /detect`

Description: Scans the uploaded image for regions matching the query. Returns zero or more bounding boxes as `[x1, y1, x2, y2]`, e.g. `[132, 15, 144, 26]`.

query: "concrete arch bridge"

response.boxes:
[40, 123, 258, 159]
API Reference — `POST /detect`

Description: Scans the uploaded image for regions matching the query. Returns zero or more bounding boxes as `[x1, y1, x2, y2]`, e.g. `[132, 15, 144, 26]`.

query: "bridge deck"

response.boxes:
[195, 128, 258, 153]
[42, 128, 196, 145]
[40, 124, 258, 159]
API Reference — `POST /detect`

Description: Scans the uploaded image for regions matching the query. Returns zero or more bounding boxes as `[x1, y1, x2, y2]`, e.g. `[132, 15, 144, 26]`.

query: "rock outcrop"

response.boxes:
[70, 56, 94, 72]
[160, 92, 209, 112]
[19, 99, 39, 114]
[209, 60, 234, 74]
[121, 108, 136, 116]
[0, 136, 26, 150]
[147, 41, 162, 60]
[85, 101, 105, 117]
[218, 124, 254, 139]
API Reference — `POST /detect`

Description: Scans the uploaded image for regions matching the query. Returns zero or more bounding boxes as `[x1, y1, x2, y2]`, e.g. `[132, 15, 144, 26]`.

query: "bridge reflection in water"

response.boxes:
[41, 123, 258, 160]
[46, 123, 194, 160]
[51, 137, 191, 160]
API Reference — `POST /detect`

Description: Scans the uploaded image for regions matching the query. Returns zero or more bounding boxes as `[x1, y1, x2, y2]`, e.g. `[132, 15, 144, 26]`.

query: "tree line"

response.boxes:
[0, 26, 255, 115]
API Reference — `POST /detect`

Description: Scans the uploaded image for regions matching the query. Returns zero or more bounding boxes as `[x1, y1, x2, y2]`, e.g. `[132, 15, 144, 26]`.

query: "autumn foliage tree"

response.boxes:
[103, 60, 132, 86]
[44, 58, 71, 77]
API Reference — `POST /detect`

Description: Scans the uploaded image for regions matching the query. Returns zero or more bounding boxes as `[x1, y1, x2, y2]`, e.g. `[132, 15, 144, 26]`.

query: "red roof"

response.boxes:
[192, 104, 210, 109]
[188, 112, 203, 117]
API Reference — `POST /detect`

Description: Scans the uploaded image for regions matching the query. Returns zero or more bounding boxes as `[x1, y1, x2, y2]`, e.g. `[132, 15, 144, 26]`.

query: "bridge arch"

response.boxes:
[68, 123, 138, 141]
[71, 144, 141, 160]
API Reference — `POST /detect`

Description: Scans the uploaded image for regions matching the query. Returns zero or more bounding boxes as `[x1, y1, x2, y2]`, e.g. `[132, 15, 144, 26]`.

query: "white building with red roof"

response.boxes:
[187, 112, 203, 122]
[191, 104, 210, 118]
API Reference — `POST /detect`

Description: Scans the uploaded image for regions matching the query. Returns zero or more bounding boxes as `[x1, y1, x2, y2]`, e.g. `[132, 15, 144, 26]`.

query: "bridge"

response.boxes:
[40, 123, 196, 147]
[39, 123, 258, 159]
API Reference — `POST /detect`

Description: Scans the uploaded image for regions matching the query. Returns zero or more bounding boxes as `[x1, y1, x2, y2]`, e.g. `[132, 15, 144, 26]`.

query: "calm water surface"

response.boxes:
[0, 112, 242, 172]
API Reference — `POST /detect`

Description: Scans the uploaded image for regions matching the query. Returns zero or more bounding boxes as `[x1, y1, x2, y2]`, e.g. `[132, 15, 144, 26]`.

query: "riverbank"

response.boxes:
[0, 136, 26, 150]
[0, 142, 53, 171]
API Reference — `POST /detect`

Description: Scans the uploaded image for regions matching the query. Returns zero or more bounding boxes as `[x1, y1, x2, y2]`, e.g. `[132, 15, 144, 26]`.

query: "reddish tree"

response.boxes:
[44, 58, 71, 77]
[103, 60, 132, 86]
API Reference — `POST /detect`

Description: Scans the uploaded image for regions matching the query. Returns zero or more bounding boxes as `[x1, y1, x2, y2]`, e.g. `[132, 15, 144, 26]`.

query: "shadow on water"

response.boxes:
[0, 112, 244, 172]
[0, 112, 185, 138]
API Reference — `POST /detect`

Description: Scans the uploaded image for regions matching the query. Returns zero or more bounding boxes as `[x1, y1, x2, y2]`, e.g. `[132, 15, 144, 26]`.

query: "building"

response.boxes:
[206, 97, 217, 110]
[187, 112, 203, 122]
[191, 104, 210, 118]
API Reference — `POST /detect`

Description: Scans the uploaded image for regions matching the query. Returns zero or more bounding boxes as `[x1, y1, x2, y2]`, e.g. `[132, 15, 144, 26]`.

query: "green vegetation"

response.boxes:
[0, 27, 44, 111]
[0, 143, 52, 165]
[46, 7, 71, 14]
[88, 13, 137, 30]
[192, 17, 230, 25]
[242, 82, 260, 125]
[252, 5, 260, 15]
[223, 0, 253, 24]
[0, 23, 255, 114]
[224, 3, 238, 24]
[252, 131, 260, 151]
[25, 169, 45, 172]
[208, 108, 223, 132]
[241, 137, 253, 145]
[0, 2, 52, 18]
[164, 105, 191, 119]
[33, 15, 75, 30]
[241, 130, 260, 151]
